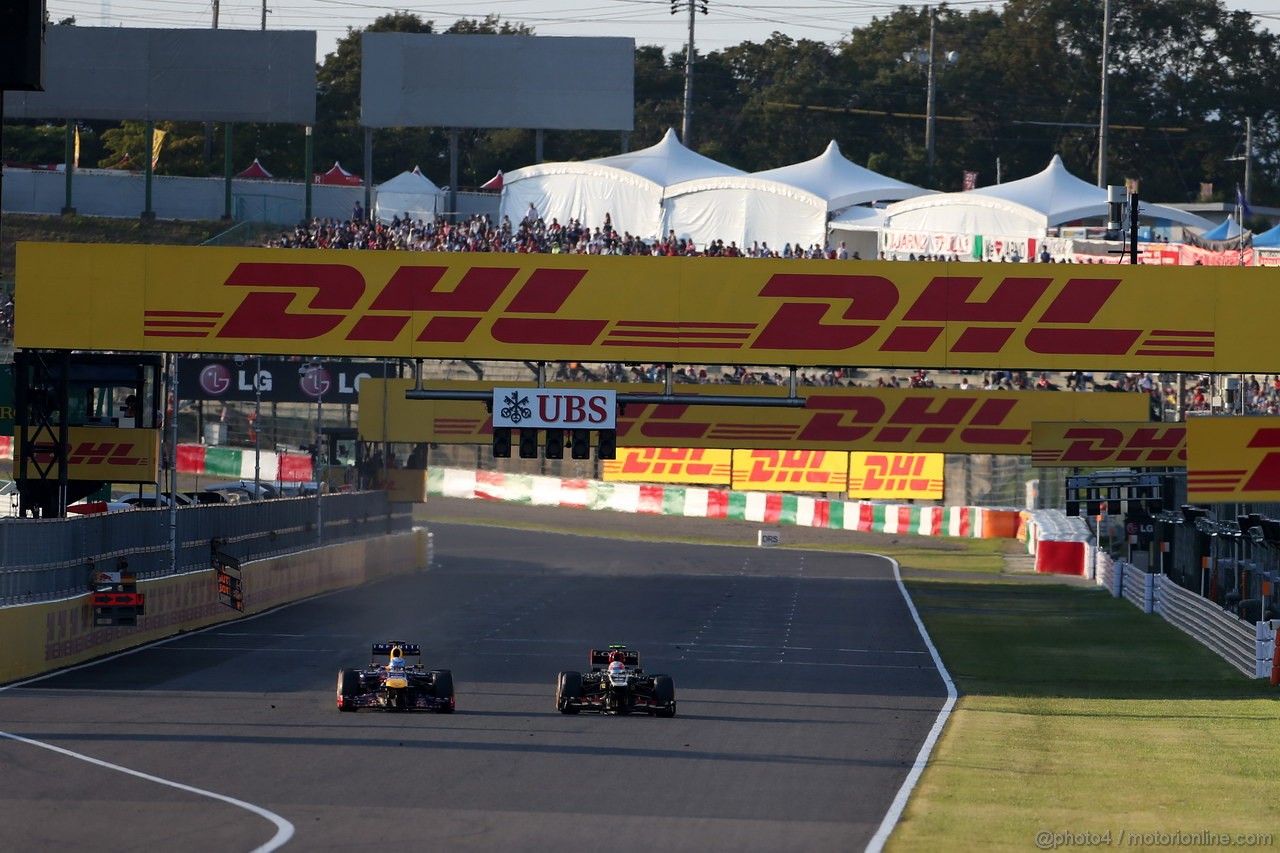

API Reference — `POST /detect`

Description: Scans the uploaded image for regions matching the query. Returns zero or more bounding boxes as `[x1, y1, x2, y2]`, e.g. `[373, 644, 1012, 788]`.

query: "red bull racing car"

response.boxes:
[556, 645, 676, 717]
[336, 642, 455, 713]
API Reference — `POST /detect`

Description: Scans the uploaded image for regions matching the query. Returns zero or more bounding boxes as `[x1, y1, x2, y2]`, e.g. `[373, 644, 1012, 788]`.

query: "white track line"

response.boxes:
[0, 593, 336, 852]
[0, 730, 295, 852]
[865, 555, 958, 853]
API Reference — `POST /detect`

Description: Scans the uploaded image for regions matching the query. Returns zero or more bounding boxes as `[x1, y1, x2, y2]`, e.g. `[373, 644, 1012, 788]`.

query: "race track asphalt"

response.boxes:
[0, 518, 948, 852]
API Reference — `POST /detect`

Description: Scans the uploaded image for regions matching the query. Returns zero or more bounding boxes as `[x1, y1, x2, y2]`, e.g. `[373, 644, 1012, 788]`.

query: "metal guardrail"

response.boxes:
[1154, 575, 1256, 677]
[0, 491, 413, 606]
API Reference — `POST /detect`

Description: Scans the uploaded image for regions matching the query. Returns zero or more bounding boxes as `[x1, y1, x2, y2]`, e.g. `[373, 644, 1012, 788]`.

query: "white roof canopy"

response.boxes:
[590, 127, 745, 185]
[752, 140, 930, 210]
[884, 155, 1214, 235]
[498, 128, 744, 239]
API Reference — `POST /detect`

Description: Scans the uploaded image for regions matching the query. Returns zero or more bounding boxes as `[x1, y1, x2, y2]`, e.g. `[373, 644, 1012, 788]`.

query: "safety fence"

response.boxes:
[427, 467, 1021, 540]
[1101, 560, 1274, 679]
[0, 491, 412, 606]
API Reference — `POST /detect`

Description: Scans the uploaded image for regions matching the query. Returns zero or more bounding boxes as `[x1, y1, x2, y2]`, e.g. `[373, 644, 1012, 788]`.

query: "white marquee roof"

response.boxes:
[883, 155, 1213, 234]
[752, 140, 930, 210]
[590, 127, 745, 185]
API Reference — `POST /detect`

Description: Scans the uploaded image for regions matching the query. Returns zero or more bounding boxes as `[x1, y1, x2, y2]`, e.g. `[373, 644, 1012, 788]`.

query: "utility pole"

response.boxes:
[672, 1, 708, 148]
[1097, 0, 1111, 187]
[925, 8, 937, 180]
[1245, 116, 1253, 203]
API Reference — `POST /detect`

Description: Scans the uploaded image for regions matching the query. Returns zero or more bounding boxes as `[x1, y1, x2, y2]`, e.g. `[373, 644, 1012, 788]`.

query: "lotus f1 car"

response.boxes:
[336, 642, 455, 713]
[556, 645, 676, 717]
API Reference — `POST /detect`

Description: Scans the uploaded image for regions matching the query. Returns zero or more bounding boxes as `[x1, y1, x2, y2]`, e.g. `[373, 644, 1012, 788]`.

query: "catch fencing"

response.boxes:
[0, 491, 412, 606]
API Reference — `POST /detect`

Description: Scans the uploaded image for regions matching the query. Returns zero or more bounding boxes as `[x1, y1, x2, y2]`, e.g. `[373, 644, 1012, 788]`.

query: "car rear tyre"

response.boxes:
[652, 675, 676, 717]
[430, 670, 455, 713]
[337, 669, 361, 712]
[557, 670, 582, 714]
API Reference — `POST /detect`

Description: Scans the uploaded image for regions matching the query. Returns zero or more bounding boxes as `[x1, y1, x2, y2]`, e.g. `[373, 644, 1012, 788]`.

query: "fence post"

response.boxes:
[1143, 571, 1156, 615]
[1258, 620, 1277, 681]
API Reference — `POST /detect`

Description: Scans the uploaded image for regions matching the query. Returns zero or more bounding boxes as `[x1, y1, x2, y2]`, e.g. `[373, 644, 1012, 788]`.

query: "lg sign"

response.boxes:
[491, 388, 617, 429]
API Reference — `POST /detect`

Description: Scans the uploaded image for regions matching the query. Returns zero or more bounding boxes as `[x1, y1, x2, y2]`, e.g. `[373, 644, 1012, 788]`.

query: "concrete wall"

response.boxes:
[0, 529, 429, 684]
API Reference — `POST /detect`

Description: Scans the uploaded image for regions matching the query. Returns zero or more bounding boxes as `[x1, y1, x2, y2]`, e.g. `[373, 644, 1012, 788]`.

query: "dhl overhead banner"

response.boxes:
[1187, 417, 1280, 502]
[603, 449, 732, 485]
[16, 243, 1280, 372]
[12, 427, 161, 481]
[1031, 421, 1186, 468]
[731, 450, 848, 491]
[359, 380, 1148, 454]
[849, 452, 944, 500]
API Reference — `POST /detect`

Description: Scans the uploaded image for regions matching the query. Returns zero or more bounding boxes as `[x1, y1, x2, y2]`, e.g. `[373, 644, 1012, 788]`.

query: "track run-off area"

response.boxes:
[0, 520, 951, 852]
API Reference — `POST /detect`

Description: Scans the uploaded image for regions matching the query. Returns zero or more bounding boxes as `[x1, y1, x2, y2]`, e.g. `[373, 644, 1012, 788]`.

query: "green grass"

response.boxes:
[889, 580, 1279, 851]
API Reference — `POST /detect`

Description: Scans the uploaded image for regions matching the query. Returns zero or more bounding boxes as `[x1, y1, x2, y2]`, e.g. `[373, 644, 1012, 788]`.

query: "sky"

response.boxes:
[44, 0, 1280, 64]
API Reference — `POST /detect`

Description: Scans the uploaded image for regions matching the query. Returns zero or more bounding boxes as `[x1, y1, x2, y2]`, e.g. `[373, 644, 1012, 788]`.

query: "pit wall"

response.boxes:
[428, 467, 1022, 540]
[0, 529, 430, 684]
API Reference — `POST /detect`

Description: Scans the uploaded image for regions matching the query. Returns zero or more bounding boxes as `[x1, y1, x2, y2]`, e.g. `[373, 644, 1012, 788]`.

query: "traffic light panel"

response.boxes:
[546, 429, 564, 459]
[597, 429, 616, 460]
[492, 427, 511, 458]
[571, 429, 590, 459]
[519, 429, 539, 459]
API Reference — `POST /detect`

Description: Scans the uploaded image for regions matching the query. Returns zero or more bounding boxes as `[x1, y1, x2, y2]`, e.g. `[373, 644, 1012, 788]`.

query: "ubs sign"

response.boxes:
[491, 388, 616, 430]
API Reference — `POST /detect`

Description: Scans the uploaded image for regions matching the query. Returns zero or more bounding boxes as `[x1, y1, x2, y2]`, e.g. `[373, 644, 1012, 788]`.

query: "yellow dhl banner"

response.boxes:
[731, 450, 848, 491]
[12, 427, 161, 481]
[1031, 421, 1186, 468]
[848, 452, 944, 500]
[15, 243, 1278, 372]
[1187, 417, 1280, 502]
[603, 448, 732, 484]
[359, 380, 1148, 454]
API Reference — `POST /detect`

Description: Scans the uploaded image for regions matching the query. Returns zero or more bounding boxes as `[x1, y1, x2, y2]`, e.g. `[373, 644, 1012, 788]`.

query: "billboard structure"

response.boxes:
[2, 27, 317, 124]
[17, 244, 1276, 373]
[357, 380, 1148, 454]
[360, 34, 633, 131]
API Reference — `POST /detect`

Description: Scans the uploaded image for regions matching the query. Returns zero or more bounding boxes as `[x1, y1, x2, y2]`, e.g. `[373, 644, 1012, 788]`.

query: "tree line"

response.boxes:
[3, 1, 1276, 206]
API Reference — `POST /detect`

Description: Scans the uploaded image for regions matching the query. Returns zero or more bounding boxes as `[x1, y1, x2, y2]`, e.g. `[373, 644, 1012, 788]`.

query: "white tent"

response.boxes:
[882, 155, 1213, 239]
[827, 205, 887, 260]
[499, 128, 743, 239]
[752, 140, 930, 211]
[374, 167, 442, 223]
[662, 176, 828, 254]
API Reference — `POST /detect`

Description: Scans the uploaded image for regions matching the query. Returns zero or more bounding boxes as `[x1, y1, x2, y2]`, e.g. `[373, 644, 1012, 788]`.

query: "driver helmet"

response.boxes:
[388, 657, 406, 671]
[608, 660, 626, 674]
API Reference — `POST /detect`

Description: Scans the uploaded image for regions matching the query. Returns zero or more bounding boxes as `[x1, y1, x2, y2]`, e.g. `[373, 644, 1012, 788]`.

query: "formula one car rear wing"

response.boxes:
[590, 647, 639, 667]
[372, 642, 421, 659]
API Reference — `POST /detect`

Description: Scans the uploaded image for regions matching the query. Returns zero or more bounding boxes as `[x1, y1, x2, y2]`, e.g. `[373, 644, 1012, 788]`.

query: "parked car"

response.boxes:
[183, 490, 230, 505]
[204, 481, 280, 502]
[117, 491, 192, 509]
[278, 482, 320, 497]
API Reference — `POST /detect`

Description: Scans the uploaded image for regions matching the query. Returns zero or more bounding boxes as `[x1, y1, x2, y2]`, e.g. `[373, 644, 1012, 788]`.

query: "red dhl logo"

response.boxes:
[615, 448, 724, 477]
[737, 451, 843, 484]
[1031, 425, 1187, 465]
[1190, 427, 1280, 494]
[31, 442, 151, 467]
[850, 454, 941, 493]
[439, 395, 1065, 450]
[146, 264, 1214, 359]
